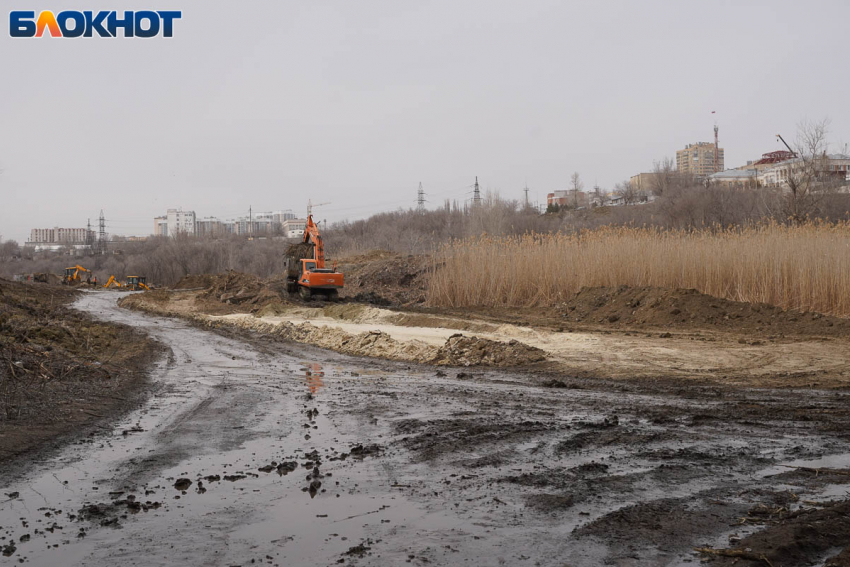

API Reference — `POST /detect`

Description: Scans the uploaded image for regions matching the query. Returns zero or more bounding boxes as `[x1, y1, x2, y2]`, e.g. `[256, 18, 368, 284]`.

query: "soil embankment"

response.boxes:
[0, 279, 160, 461]
[120, 271, 850, 388]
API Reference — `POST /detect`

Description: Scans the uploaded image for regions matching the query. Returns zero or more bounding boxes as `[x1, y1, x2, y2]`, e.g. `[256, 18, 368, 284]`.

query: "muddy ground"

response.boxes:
[120, 279, 850, 389]
[1, 293, 849, 566]
[0, 279, 160, 460]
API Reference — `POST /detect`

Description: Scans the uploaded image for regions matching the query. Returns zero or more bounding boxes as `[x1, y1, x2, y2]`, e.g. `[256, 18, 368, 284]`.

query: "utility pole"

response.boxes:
[97, 210, 107, 255]
[473, 176, 481, 205]
[417, 182, 426, 213]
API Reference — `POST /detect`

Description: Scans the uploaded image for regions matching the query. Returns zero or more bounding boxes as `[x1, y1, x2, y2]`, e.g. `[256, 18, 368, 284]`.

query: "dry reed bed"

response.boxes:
[428, 222, 850, 316]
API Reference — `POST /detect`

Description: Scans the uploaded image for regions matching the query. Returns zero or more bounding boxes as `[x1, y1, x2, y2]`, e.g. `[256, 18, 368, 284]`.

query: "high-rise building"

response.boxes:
[166, 208, 196, 236]
[195, 217, 224, 237]
[676, 142, 724, 177]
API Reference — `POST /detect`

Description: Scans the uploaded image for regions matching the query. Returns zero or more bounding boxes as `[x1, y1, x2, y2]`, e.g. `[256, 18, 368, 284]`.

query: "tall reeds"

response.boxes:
[428, 221, 850, 316]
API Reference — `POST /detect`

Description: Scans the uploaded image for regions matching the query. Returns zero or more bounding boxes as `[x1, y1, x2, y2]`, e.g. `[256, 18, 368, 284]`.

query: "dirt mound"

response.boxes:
[171, 274, 215, 290]
[0, 278, 159, 459]
[431, 333, 546, 367]
[339, 251, 430, 306]
[198, 271, 264, 302]
[562, 286, 850, 336]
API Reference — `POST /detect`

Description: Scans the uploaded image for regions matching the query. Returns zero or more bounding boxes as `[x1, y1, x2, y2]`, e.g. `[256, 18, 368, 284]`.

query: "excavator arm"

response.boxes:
[301, 215, 326, 268]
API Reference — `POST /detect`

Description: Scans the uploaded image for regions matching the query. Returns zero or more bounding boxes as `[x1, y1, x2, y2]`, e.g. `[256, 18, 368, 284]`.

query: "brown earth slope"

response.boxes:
[0, 279, 161, 461]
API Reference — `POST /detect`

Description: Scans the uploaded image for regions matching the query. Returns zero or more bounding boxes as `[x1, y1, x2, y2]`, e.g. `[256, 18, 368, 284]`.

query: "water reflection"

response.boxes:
[303, 362, 325, 394]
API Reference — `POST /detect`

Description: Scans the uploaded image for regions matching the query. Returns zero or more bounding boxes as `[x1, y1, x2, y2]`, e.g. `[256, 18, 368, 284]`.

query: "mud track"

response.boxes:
[1, 293, 849, 566]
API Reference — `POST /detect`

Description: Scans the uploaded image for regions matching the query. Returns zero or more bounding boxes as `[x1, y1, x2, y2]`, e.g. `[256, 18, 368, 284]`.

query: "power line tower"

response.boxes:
[473, 176, 481, 205]
[417, 182, 426, 212]
[85, 218, 94, 253]
[523, 183, 530, 208]
[97, 210, 107, 255]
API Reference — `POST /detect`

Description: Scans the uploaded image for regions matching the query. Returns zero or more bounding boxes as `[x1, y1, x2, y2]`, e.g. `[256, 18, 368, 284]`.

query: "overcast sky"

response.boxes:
[2, 0, 848, 241]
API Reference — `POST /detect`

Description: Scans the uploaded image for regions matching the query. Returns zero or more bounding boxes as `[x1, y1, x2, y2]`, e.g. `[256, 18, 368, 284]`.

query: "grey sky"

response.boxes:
[2, 0, 848, 241]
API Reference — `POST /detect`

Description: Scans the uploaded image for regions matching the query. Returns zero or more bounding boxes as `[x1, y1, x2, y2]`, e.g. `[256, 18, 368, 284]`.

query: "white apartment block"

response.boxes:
[282, 218, 307, 238]
[29, 227, 89, 244]
[166, 208, 196, 236]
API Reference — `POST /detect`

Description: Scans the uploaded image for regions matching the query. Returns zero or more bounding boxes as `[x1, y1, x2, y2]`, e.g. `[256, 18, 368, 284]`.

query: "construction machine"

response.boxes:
[63, 265, 90, 285]
[126, 276, 151, 291]
[103, 275, 122, 289]
[284, 215, 343, 300]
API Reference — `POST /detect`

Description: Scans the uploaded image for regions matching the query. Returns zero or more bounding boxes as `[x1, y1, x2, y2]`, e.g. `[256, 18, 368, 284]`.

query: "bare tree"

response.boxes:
[614, 180, 640, 205]
[570, 172, 584, 208]
[782, 118, 838, 224]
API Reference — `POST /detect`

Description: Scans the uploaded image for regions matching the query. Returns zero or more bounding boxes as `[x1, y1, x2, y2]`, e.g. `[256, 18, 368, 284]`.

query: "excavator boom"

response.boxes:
[302, 215, 326, 267]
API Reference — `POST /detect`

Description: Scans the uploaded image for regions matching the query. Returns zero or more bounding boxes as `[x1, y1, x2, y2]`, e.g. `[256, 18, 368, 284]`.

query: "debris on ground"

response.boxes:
[431, 334, 546, 366]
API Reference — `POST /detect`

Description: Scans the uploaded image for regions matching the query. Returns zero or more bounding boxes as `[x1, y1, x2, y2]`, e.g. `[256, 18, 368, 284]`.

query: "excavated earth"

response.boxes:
[0, 292, 848, 566]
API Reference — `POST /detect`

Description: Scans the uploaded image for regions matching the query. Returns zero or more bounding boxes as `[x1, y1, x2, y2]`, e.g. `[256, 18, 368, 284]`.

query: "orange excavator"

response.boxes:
[284, 215, 343, 300]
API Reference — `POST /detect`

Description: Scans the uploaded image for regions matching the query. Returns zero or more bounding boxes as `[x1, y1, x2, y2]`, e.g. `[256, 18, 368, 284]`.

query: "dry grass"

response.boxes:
[428, 221, 850, 316]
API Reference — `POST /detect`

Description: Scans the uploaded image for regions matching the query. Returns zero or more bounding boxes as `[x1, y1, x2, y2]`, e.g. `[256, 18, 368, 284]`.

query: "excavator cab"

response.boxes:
[297, 259, 342, 300]
[126, 276, 150, 291]
[63, 265, 89, 285]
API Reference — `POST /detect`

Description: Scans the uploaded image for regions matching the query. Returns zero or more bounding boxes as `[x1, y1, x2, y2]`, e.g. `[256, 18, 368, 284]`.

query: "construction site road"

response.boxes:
[2, 292, 849, 566]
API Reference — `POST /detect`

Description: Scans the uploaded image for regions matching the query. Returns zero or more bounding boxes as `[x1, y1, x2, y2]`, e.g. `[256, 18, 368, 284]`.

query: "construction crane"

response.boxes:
[776, 134, 797, 157]
[307, 199, 331, 218]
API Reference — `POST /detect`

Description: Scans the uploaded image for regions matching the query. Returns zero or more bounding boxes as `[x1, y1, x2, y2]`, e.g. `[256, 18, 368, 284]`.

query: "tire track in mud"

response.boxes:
[331, 370, 850, 565]
[2, 293, 850, 566]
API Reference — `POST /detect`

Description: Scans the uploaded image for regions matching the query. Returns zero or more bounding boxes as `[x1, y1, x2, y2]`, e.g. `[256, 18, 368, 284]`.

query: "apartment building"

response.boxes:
[282, 218, 307, 238]
[29, 227, 89, 244]
[153, 216, 168, 237]
[676, 142, 724, 177]
[166, 208, 196, 236]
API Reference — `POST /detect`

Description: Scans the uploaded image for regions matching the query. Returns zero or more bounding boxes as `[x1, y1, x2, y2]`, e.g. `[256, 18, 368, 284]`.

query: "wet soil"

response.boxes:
[2, 294, 849, 565]
[0, 281, 160, 461]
